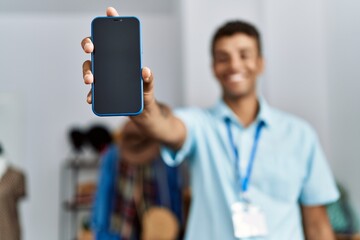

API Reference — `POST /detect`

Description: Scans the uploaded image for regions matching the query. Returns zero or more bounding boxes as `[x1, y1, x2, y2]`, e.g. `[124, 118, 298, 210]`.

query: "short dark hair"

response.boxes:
[211, 20, 262, 57]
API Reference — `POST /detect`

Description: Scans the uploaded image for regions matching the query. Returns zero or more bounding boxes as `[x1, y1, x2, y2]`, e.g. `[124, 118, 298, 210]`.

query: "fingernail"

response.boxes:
[84, 75, 89, 83]
[84, 43, 91, 50]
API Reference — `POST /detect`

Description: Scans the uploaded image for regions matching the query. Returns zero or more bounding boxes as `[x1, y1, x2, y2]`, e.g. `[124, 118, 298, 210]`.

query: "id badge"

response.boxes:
[231, 202, 268, 238]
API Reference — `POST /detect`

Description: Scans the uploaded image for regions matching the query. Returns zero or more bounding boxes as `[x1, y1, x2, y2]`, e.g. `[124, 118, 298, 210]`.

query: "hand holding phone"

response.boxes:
[82, 7, 148, 116]
[82, 7, 155, 117]
[82, 8, 185, 150]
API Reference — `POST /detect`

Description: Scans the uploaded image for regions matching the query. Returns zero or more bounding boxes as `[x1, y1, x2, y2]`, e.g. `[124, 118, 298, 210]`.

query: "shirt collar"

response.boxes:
[211, 97, 273, 128]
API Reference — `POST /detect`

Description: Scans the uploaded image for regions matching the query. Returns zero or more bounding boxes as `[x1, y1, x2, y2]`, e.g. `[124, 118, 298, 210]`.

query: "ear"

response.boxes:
[257, 56, 265, 74]
[211, 58, 218, 78]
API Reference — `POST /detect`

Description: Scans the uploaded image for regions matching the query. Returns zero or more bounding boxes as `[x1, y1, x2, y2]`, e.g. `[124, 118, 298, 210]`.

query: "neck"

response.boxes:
[223, 93, 259, 127]
[0, 156, 9, 180]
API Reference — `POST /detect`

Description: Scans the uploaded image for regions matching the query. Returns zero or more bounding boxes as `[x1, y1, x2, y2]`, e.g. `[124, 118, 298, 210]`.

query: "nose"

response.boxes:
[229, 56, 244, 72]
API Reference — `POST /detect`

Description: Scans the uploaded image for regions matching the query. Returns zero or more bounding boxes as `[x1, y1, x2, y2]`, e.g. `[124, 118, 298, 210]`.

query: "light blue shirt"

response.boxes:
[161, 99, 339, 240]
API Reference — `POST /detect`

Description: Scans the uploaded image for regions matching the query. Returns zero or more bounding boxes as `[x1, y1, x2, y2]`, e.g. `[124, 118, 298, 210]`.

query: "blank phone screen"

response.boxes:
[91, 17, 142, 116]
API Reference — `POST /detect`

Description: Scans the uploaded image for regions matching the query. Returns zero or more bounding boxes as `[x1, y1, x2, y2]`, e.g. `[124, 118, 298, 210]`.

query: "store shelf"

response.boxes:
[63, 200, 93, 212]
[65, 158, 99, 169]
[60, 156, 100, 240]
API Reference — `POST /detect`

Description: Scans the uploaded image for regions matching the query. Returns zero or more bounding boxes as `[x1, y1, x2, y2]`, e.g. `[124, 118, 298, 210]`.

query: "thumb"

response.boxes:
[142, 67, 154, 94]
[141, 67, 156, 108]
[106, 7, 119, 17]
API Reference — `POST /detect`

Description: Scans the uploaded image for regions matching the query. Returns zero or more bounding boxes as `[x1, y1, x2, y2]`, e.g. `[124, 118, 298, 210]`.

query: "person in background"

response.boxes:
[81, 7, 339, 240]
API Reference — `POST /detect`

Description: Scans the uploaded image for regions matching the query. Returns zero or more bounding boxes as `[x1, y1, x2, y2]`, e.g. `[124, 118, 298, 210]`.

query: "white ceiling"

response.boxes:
[0, 0, 175, 14]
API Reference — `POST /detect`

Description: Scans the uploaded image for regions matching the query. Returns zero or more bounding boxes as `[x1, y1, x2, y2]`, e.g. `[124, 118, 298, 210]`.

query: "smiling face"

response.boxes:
[212, 33, 264, 101]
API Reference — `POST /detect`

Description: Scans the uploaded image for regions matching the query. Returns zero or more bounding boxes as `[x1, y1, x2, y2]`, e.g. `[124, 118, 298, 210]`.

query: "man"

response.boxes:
[82, 7, 339, 240]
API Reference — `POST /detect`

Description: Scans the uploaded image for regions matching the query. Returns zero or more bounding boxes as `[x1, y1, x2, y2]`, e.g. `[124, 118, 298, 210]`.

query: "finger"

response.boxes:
[142, 67, 154, 93]
[106, 7, 119, 17]
[81, 37, 94, 53]
[87, 91, 92, 104]
[82, 60, 93, 84]
[142, 67, 153, 83]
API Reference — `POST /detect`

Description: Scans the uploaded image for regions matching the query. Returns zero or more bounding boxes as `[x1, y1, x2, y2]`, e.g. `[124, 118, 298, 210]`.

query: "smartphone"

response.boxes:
[91, 17, 143, 116]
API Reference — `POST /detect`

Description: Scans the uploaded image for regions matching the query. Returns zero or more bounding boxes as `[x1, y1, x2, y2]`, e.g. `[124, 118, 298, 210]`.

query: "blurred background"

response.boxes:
[0, 0, 359, 239]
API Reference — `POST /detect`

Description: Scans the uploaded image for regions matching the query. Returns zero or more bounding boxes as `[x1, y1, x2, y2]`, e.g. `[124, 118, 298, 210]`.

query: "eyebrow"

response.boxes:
[214, 47, 254, 56]
[214, 50, 228, 56]
[217, 45, 254, 52]
[239, 48, 254, 53]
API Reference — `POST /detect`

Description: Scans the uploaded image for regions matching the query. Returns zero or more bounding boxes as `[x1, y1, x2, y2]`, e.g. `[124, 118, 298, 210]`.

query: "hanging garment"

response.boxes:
[110, 155, 185, 240]
[139, 158, 182, 240]
[0, 167, 26, 240]
[92, 122, 188, 240]
[91, 144, 120, 240]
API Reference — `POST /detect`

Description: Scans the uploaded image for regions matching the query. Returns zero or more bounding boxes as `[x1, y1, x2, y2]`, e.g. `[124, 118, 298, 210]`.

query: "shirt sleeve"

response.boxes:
[161, 108, 199, 167]
[299, 129, 340, 206]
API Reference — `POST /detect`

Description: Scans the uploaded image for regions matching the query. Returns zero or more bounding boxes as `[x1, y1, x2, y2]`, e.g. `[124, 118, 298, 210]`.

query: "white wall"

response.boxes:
[262, 0, 331, 157]
[0, 93, 25, 168]
[0, 10, 182, 240]
[326, 0, 360, 216]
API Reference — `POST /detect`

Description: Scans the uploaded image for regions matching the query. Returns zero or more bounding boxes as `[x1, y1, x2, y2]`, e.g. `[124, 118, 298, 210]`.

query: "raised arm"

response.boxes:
[81, 7, 186, 150]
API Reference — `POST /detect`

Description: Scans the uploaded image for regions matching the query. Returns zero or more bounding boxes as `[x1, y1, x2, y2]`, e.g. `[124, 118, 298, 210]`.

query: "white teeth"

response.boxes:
[228, 73, 245, 82]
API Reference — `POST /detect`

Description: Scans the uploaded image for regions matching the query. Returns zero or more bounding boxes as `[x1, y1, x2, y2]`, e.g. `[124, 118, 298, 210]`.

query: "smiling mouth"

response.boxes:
[227, 73, 246, 83]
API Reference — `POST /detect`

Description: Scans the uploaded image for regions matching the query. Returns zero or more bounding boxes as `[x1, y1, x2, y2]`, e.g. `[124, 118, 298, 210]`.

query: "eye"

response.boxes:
[215, 54, 229, 63]
[240, 52, 250, 60]
[240, 50, 253, 60]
